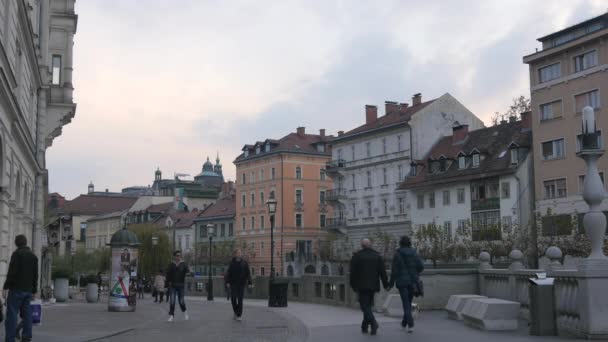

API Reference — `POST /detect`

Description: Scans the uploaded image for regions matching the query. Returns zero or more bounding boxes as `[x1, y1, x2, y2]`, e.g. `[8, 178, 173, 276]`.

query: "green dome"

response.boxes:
[109, 228, 140, 246]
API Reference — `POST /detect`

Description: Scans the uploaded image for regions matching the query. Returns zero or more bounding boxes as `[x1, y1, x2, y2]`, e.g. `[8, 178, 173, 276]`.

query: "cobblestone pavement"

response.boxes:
[0, 296, 588, 341]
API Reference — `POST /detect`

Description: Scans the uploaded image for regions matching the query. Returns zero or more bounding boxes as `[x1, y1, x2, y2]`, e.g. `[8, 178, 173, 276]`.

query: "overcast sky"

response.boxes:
[47, 0, 606, 199]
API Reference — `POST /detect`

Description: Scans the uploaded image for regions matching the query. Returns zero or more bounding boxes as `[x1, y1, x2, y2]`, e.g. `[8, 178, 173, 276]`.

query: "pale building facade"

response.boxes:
[523, 13, 608, 233]
[0, 0, 77, 288]
[85, 211, 126, 251]
[326, 93, 484, 244]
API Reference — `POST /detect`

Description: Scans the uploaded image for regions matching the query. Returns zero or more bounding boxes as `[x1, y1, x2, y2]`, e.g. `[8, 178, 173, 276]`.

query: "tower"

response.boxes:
[214, 152, 223, 178]
[88, 181, 94, 194]
[155, 167, 162, 181]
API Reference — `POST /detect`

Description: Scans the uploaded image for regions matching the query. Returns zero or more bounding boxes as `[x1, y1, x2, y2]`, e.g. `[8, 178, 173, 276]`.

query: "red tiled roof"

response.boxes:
[197, 196, 236, 219]
[168, 209, 201, 228]
[337, 100, 435, 140]
[236, 132, 333, 162]
[61, 195, 137, 216]
[399, 121, 531, 190]
[147, 202, 173, 213]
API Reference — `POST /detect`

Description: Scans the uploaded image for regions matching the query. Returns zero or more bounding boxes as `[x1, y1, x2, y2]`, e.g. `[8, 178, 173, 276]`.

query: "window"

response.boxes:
[271, 168, 276, 180]
[540, 100, 563, 121]
[472, 153, 480, 168]
[185, 235, 190, 249]
[265, 144, 271, 152]
[242, 173, 246, 185]
[52, 55, 61, 85]
[398, 165, 404, 181]
[430, 161, 439, 173]
[317, 144, 326, 152]
[443, 221, 452, 237]
[320, 169, 326, 180]
[251, 193, 255, 207]
[220, 224, 226, 237]
[383, 199, 388, 215]
[382, 168, 387, 185]
[429, 192, 435, 208]
[471, 211, 501, 241]
[295, 167, 302, 179]
[178, 235, 183, 250]
[382, 138, 387, 154]
[510, 149, 519, 164]
[410, 164, 417, 176]
[542, 214, 573, 236]
[542, 139, 565, 160]
[255, 146, 261, 154]
[351, 145, 355, 161]
[296, 189, 303, 204]
[417, 194, 424, 209]
[456, 188, 464, 204]
[260, 216, 265, 230]
[366, 171, 372, 188]
[296, 214, 303, 228]
[351, 203, 357, 218]
[458, 155, 466, 169]
[578, 172, 605, 193]
[457, 219, 467, 234]
[544, 178, 567, 199]
[260, 192, 265, 206]
[228, 223, 234, 236]
[502, 216, 512, 232]
[260, 169, 265, 181]
[574, 50, 598, 72]
[244, 150, 249, 157]
[250, 172, 255, 184]
[576, 131, 602, 151]
[366, 142, 371, 157]
[241, 194, 246, 208]
[398, 197, 405, 214]
[351, 174, 356, 190]
[443, 190, 450, 206]
[319, 190, 326, 203]
[242, 217, 246, 231]
[438, 157, 447, 172]
[501, 182, 511, 199]
[367, 201, 372, 217]
[320, 214, 326, 228]
[538, 63, 561, 83]
[397, 135, 402, 151]
[337, 149, 343, 160]
[575, 90, 600, 113]
[251, 217, 255, 231]
[260, 242, 264, 256]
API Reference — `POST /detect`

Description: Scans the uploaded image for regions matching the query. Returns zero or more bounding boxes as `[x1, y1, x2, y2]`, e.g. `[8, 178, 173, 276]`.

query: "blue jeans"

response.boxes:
[168, 286, 186, 315]
[398, 286, 414, 327]
[5, 290, 32, 342]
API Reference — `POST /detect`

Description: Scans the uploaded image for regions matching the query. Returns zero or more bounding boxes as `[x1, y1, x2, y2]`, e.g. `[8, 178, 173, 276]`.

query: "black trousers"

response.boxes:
[358, 290, 376, 326]
[230, 285, 245, 317]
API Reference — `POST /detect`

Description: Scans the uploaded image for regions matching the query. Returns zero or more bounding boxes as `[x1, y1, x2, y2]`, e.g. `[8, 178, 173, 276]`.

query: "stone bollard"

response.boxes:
[544, 246, 563, 272]
[478, 252, 492, 270]
[508, 249, 524, 271]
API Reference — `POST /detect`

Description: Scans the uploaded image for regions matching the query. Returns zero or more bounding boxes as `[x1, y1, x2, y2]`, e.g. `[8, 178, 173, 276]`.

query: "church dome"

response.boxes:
[203, 157, 214, 172]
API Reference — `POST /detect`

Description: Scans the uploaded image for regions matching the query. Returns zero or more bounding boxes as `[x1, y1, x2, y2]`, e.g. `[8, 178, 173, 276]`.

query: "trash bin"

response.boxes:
[268, 278, 289, 307]
[529, 274, 556, 336]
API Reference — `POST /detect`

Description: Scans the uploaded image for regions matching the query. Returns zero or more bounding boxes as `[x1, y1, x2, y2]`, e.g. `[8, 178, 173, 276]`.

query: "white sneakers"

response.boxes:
[236, 316, 242, 322]
[407, 326, 414, 333]
[167, 315, 174, 322]
[168, 312, 188, 322]
[184, 312, 189, 321]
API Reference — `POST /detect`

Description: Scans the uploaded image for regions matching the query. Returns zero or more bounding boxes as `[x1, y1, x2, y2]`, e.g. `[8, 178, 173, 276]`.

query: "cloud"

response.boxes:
[47, 0, 605, 198]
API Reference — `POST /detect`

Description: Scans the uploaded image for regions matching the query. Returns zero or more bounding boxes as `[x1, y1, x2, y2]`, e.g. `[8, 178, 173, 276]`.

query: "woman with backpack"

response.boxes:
[389, 236, 424, 333]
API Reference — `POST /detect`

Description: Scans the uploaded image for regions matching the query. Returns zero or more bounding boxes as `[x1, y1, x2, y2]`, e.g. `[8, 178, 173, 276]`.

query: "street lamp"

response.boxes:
[206, 224, 215, 301]
[151, 234, 159, 277]
[266, 197, 277, 281]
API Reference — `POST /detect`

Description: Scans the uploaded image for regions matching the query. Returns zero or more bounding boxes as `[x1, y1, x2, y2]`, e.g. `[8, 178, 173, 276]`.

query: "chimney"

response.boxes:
[412, 93, 422, 106]
[319, 129, 326, 137]
[297, 127, 306, 136]
[338, 131, 344, 137]
[509, 116, 517, 123]
[399, 103, 409, 112]
[520, 111, 531, 129]
[384, 101, 399, 115]
[365, 105, 378, 124]
[452, 124, 469, 144]
[105, 189, 109, 193]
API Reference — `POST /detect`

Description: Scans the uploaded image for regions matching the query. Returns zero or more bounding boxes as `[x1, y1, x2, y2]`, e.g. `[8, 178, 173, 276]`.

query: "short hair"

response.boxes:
[361, 238, 372, 248]
[233, 248, 242, 255]
[399, 236, 412, 248]
[15, 235, 27, 248]
[173, 250, 182, 256]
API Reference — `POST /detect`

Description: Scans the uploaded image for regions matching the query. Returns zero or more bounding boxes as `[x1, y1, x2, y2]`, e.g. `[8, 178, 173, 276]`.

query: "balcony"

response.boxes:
[325, 159, 346, 175]
[471, 197, 500, 211]
[326, 188, 347, 202]
[326, 217, 346, 229]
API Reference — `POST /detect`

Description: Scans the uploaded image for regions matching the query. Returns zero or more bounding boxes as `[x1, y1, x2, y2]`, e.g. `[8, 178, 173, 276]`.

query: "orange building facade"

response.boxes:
[234, 127, 333, 276]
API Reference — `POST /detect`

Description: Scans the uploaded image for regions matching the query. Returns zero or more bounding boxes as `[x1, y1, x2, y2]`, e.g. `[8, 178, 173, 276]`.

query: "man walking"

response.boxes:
[3, 235, 38, 342]
[224, 249, 251, 321]
[166, 251, 190, 322]
[349, 238, 389, 335]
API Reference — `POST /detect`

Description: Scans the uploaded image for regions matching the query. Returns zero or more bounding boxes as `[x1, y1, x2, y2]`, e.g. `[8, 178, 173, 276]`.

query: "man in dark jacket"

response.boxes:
[224, 249, 252, 321]
[3, 235, 38, 342]
[166, 250, 190, 322]
[389, 235, 424, 333]
[349, 238, 389, 335]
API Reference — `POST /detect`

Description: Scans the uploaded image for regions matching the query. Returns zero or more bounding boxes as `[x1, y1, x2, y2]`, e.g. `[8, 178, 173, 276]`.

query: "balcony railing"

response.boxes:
[326, 188, 347, 202]
[471, 197, 500, 211]
[325, 159, 346, 174]
[326, 217, 346, 228]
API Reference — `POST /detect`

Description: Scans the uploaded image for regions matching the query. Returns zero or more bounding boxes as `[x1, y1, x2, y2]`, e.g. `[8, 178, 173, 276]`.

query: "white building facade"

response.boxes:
[326, 93, 484, 243]
[0, 0, 77, 289]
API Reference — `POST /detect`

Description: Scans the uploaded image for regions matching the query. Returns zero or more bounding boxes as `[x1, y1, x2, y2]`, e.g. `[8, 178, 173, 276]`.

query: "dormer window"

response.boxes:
[244, 150, 249, 157]
[256, 146, 261, 154]
[429, 160, 439, 174]
[317, 144, 325, 152]
[458, 155, 466, 169]
[472, 153, 480, 168]
[438, 157, 447, 172]
[265, 144, 271, 152]
[410, 163, 417, 177]
[510, 148, 519, 164]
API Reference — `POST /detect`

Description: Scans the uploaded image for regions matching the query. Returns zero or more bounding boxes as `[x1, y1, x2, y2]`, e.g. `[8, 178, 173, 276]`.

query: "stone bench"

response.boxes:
[382, 294, 419, 319]
[445, 295, 486, 320]
[461, 298, 520, 331]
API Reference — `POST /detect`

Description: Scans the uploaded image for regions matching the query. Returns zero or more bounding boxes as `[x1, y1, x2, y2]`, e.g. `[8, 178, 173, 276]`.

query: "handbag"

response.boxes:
[397, 252, 424, 297]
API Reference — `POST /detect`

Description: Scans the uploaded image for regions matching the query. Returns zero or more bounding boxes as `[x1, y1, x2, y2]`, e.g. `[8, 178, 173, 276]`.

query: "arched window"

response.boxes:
[304, 265, 316, 274]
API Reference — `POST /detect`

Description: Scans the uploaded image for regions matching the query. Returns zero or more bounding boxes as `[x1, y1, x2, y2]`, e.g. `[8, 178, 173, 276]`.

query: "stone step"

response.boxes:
[445, 294, 486, 320]
[461, 298, 520, 331]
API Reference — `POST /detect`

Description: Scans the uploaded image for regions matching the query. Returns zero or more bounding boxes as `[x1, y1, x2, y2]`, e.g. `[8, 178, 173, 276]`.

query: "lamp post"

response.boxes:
[266, 197, 277, 281]
[206, 224, 215, 301]
[577, 106, 608, 262]
[151, 234, 159, 276]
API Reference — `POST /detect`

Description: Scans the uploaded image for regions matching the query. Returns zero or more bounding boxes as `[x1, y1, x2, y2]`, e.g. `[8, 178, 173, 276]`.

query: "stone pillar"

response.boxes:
[63, 32, 74, 101]
[508, 249, 524, 271]
[544, 246, 563, 272]
[478, 252, 492, 296]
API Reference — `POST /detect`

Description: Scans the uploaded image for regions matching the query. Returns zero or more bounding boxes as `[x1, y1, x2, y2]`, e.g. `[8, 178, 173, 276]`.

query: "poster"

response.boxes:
[109, 247, 138, 310]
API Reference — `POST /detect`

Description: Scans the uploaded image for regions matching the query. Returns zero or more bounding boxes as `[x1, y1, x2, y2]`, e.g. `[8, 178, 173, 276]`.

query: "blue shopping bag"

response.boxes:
[31, 300, 42, 325]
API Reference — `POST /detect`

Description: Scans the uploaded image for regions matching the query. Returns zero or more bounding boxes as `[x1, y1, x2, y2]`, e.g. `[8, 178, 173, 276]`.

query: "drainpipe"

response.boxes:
[280, 154, 284, 276]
